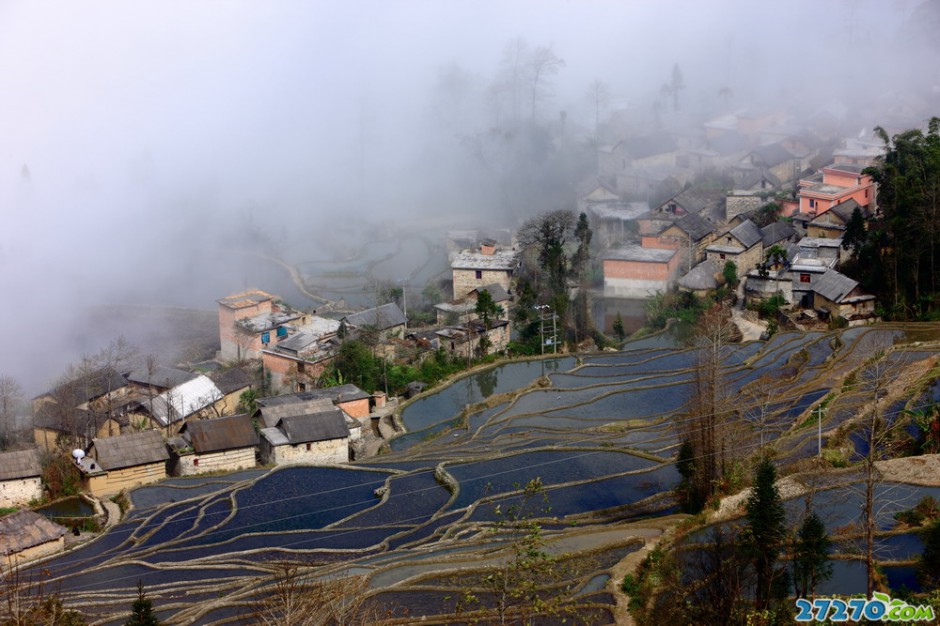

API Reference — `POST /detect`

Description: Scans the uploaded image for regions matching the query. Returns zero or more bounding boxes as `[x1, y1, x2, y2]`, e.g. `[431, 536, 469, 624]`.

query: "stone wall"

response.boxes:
[452, 269, 512, 301]
[264, 438, 348, 466]
[0, 477, 42, 508]
[175, 447, 257, 477]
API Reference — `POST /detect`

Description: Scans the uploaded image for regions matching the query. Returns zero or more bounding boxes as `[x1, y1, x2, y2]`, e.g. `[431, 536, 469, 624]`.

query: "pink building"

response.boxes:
[797, 163, 874, 218]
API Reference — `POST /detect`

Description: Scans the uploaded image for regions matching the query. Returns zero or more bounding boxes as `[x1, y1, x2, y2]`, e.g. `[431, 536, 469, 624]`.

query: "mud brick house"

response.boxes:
[169, 414, 259, 476]
[451, 243, 519, 301]
[78, 430, 170, 497]
[218, 290, 308, 361]
[0, 448, 43, 508]
[33, 367, 130, 451]
[0, 511, 66, 570]
[135, 374, 227, 435]
[434, 284, 511, 326]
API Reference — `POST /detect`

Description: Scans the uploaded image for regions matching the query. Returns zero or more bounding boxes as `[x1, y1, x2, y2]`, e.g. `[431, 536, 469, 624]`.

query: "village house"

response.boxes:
[260, 384, 372, 420]
[33, 367, 130, 451]
[78, 430, 170, 497]
[796, 163, 875, 218]
[341, 303, 407, 341]
[436, 318, 511, 360]
[807, 199, 869, 240]
[760, 221, 798, 249]
[654, 212, 720, 271]
[813, 269, 877, 323]
[734, 142, 802, 188]
[0, 448, 43, 508]
[218, 290, 309, 361]
[677, 259, 721, 297]
[133, 374, 227, 435]
[434, 284, 511, 326]
[451, 242, 519, 301]
[833, 137, 885, 168]
[0, 511, 67, 570]
[705, 219, 764, 276]
[125, 366, 197, 395]
[261, 315, 342, 393]
[446, 229, 512, 262]
[169, 413, 259, 476]
[603, 245, 681, 298]
[788, 238, 842, 307]
[744, 242, 799, 305]
[259, 403, 351, 466]
[597, 132, 684, 196]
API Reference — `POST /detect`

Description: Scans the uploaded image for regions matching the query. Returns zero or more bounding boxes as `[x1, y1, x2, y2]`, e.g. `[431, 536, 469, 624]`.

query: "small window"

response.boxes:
[719, 253, 726, 260]
[297, 362, 305, 373]
[475, 270, 482, 280]
[261, 332, 270, 344]
[800, 273, 811, 283]
[809, 199, 816, 209]
[306, 443, 312, 451]
[193, 459, 199, 466]
[276, 326, 288, 337]
[298, 382, 306, 392]
[865, 189, 869, 198]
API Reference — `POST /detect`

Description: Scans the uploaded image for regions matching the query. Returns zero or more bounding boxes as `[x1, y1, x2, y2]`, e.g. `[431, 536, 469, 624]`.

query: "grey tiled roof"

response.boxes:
[181, 414, 259, 454]
[342, 303, 407, 331]
[473, 284, 511, 303]
[678, 260, 720, 291]
[92, 430, 169, 471]
[673, 212, 716, 242]
[277, 410, 349, 444]
[728, 219, 763, 249]
[814, 269, 859, 303]
[0, 511, 66, 556]
[750, 142, 795, 167]
[127, 366, 197, 389]
[761, 221, 797, 246]
[0, 448, 41, 481]
[259, 398, 336, 429]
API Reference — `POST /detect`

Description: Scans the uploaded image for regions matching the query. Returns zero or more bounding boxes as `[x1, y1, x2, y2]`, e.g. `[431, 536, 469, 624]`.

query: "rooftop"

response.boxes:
[0, 448, 41, 481]
[273, 410, 349, 445]
[678, 259, 720, 291]
[218, 290, 275, 310]
[180, 414, 259, 454]
[126, 366, 197, 390]
[605, 245, 677, 263]
[589, 202, 650, 221]
[342, 303, 407, 331]
[451, 248, 519, 271]
[0, 511, 66, 556]
[237, 309, 304, 333]
[147, 375, 224, 426]
[91, 430, 169, 471]
[814, 269, 861, 303]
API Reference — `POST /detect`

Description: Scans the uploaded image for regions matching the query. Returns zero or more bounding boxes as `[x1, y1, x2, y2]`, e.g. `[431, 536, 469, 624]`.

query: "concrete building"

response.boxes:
[797, 163, 875, 218]
[217, 290, 308, 361]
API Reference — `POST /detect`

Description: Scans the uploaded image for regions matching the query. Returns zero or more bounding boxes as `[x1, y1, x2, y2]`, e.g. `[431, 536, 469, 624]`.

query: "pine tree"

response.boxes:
[743, 457, 788, 611]
[125, 581, 161, 626]
[792, 512, 833, 598]
[918, 519, 940, 590]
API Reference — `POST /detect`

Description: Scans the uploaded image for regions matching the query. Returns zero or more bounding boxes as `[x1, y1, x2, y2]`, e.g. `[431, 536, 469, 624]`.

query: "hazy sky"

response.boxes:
[0, 0, 932, 392]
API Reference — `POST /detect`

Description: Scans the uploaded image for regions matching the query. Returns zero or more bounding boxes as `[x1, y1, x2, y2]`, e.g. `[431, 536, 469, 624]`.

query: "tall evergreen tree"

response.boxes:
[792, 512, 833, 598]
[743, 458, 788, 611]
[918, 518, 940, 590]
[125, 581, 161, 626]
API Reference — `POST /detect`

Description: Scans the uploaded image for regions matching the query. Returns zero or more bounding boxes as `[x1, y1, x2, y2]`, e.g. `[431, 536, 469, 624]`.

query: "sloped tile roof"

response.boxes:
[728, 219, 763, 249]
[126, 366, 197, 389]
[341, 303, 407, 331]
[672, 212, 716, 242]
[0, 448, 41, 481]
[259, 398, 336, 429]
[0, 511, 66, 556]
[814, 269, 860, 303]
[761, 221, 797, 247]
[92, 430, 169, 471]
[147, 375, 223, 426]
[276, 410, 349, 444]
[181, 414, 259, 454]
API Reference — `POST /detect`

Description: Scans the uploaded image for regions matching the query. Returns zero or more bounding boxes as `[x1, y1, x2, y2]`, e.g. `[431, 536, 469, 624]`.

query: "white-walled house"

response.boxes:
[259, 407, 350, 466]
[0, 449, 43, 508]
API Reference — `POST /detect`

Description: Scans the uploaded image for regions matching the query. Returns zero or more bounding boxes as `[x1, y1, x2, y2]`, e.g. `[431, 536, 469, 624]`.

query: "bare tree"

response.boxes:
[527, 45, 565, 121]
[499, 38, 529, 126]
[249, 562, 377, 626]
[585, 79, 611, 134]
[0, 375, 23, 448]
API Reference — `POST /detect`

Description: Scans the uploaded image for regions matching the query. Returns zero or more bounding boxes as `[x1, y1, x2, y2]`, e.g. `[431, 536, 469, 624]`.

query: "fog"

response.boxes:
[0, 0, 937, 392]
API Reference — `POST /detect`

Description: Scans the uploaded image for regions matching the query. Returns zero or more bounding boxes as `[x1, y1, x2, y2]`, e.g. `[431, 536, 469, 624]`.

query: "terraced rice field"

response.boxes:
[28, 323, 940, 624]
